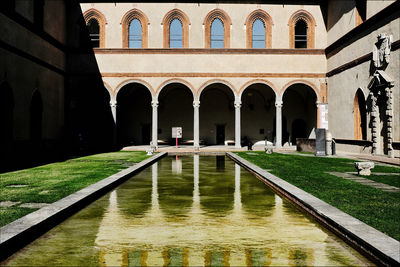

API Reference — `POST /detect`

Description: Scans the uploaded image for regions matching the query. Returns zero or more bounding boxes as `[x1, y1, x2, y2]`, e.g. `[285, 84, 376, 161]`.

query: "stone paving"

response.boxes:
[19, 203, 50, 209]
[0, 201, 20, 207]
[328, 172, 400, 192]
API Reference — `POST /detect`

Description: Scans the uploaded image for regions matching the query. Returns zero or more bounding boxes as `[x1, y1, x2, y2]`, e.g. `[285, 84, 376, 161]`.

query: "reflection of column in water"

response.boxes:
[274, 193, 283, 217]
[172, 156, 182, 174]
[152, 162, 159, 208]
[234, 163, 242, 210]
[109, 190, 118, 209]
[193, 154, 200, 204]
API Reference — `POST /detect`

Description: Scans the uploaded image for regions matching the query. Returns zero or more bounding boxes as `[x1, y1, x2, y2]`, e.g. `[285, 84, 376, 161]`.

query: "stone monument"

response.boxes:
[368, 33, 395, 157]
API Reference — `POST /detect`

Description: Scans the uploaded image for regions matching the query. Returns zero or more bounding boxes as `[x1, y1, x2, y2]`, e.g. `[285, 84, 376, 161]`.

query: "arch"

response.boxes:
[156, 78, 195, 99]
[204, 9, 231, 48]
[240, 81, 277, 146]
[282, 82, 318, 145]
[103, 81, 114, 102]
[239, 79, 278, 99]
[121, 8, 148, 48]
[30, 90, 43, 141]
[117, 83, 152, 146]
[83, 8, 106, 48]
[162, 9, 190, 48]
[288, 10, 315, 49]
[245, 9, 273, 48]
[281, 80, 320, 101]
[354, 88, 367, 140]
[0, 82, 14, 150]
[198, 79, 236, 99]
[115, 79, 154, 98]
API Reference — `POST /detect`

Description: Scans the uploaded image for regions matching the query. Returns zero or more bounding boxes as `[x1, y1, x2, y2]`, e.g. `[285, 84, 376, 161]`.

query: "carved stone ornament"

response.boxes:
[373, 33, 392, 69]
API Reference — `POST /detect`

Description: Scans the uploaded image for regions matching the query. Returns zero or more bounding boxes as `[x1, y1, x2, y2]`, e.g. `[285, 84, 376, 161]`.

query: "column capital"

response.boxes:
[193, 100, 200, 108]
[151, 100, 159, 108]
[110, 101, 117, 108]
[275, 100, 283, 108]
[234, 100, 241, 109]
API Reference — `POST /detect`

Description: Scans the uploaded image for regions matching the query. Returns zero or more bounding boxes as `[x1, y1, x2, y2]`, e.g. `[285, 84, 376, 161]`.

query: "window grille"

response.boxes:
[211, 18, 224, 48]
[87, 18, 100, 48]
[294, 19, 307, 48]
[252, 19, 265, 48]
[129, 19, 142, 48]
[169, 19, 183, 48]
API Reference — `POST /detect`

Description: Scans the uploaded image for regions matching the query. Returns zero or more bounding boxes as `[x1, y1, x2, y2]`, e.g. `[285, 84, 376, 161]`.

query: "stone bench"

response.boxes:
[354, 162, 375, 175]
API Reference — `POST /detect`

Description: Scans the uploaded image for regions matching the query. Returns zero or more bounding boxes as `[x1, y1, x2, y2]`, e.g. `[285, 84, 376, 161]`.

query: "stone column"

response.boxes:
[193, 100, 200, 150]
[110, 100, 117, 146]
[370, 92, 380, 155]
[234, 98, 241, 148]
[275, 99, 283, 148]
[151, 98, 159, 149]
[385, 87, 394, 158]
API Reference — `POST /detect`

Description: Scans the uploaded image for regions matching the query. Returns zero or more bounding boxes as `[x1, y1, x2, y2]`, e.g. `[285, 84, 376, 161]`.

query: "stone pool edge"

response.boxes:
[0, 152, 167, 262]
[227, 152, 400, 266]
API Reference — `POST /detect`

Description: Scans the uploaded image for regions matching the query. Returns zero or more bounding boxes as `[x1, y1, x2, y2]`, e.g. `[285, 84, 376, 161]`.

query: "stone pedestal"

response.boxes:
[354, 162, 374, 176]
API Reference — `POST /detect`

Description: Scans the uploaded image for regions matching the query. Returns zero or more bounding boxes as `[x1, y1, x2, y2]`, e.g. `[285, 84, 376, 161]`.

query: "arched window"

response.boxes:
[211, 18, 224, 48]
[129, 19, 142, 48]
[288, 10, 315, 49]
[245, 9, 273, 48]
[294, 20, 307, 48]
[252, 19, 265, 48]
[87, 18, 100, 48]
[204, 9, 231, 48]
[169, 19, 183, 48]
[162, 9, 190, 48]
[83, 9, 106, 48]
[354, 89, 367, 140]
[355, 0, 367, 26]
[121, 9, 148, 48]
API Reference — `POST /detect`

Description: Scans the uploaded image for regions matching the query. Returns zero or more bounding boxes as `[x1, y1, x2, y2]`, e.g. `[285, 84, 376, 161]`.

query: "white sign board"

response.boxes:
[172, 127, 182, 138]
[319, 104, 329, 129]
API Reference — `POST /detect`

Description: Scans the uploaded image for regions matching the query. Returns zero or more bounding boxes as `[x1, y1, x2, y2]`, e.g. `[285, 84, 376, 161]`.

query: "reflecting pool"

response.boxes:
[2, 156, 373, 266]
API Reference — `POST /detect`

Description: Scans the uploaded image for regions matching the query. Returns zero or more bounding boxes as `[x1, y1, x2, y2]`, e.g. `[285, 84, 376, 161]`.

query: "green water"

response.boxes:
[3, 156, 373, 266]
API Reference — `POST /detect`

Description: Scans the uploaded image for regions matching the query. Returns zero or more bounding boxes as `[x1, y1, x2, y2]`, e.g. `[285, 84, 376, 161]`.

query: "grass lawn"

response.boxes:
[236, 151, 400, 241]
[0, 151, 150, 227]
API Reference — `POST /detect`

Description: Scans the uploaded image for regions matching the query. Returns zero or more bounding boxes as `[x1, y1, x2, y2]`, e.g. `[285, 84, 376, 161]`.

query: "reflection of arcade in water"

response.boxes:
[94, 156, 371, 266]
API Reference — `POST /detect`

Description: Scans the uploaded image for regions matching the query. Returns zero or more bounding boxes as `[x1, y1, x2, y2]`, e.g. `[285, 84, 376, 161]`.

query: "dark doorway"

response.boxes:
[30, 90, 43, 141]
[142, 124, 151, 145]
[117, 83, 151, 147]
[291, 119, 307, 144]
[354, 90, 367, 140]
[0, 82, 14, 148]
[216, 124, 225, 145]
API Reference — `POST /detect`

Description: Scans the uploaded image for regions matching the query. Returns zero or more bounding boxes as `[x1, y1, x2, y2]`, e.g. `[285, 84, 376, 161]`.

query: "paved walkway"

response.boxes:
[328, 172, 400, 193]
[336, 152, 400, 166]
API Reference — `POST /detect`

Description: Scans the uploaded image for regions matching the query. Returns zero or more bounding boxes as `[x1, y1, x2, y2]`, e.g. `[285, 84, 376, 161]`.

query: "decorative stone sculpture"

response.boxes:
[368, 33, 395, 158]
[354, 162, 374, 176]
[373, 33, 392, 69]
[265, 146, 273, 154]
[146, 148, 154, 155]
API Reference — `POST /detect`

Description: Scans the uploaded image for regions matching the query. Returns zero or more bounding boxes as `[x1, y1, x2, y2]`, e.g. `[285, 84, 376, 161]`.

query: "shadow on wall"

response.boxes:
[0, 1, 114, 173]
[65, 2, 114, 157]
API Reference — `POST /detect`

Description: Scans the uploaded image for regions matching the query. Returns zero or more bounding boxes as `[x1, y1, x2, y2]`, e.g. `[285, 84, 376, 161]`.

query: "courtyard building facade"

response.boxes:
[0, 0, 399, 171]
